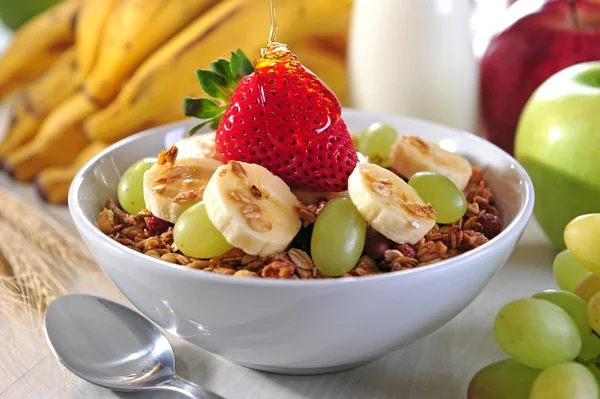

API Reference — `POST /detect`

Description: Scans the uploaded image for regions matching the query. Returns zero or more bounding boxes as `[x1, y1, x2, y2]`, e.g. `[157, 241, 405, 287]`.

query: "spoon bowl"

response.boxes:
[44, 294, 223, 398]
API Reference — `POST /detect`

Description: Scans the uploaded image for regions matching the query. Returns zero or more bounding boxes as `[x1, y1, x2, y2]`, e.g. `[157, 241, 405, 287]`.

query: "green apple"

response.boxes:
[0, 0, 61, 31]
[515, 62, 600, 249]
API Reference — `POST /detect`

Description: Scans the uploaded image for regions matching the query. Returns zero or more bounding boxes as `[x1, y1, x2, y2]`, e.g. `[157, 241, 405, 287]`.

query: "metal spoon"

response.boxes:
[43, 294, 224, 399]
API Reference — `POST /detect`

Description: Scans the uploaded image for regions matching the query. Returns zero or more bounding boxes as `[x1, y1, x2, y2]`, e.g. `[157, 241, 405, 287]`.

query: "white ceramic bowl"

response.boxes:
[69, 109, 534, 375]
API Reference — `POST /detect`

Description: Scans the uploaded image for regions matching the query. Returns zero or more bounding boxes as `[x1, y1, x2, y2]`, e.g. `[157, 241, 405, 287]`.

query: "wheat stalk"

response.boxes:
[0, 188, 95, 271]
[0, 189, 97, 328]
[0, 220, 72, 317]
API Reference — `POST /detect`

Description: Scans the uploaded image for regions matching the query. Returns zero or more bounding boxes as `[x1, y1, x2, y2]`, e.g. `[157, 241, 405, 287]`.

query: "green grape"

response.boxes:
[358, 122, 398, 167]
[588, 364, 600, 385]
[587, 292, 600, 336]
[311, 198, 366, 277]
[532, 289, 590, 337]
[579, 333, 600, 362]
[554, 249, 590, 292]
[564, 214, 600, 276]
[494, 298, 581, 369]
[467, 358, 540, 399]
[575, 274, 600, 303]
[530, 362, 599, 399]
[117, 157, 156, 214]
[408, 171, 467, 224]
[173, 202, 233, 259]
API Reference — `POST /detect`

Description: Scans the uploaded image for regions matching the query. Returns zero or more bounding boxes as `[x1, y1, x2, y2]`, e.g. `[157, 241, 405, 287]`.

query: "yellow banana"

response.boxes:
[75, 0, 119, 80]
[0, 47, 80, 158]
[4, 94, 94, 182]
[85, 0, 353, 143]
[35, 141, 108, 204]
[0, 0, 80, 100]
[82, 0, 219, 105]
[4, 0, 219, 182]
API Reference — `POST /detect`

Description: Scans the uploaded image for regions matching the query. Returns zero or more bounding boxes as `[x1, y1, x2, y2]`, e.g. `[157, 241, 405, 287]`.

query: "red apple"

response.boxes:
[480, 0, 600, 155]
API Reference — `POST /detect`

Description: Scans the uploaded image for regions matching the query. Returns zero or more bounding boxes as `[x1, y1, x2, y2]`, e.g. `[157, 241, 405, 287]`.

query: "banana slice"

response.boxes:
[143, 146, 221, 223]
[173, 132, 220, 161]
[203, 160, 302, 256]
[348, 163, 436, 245]
[389, 135, 472, 190]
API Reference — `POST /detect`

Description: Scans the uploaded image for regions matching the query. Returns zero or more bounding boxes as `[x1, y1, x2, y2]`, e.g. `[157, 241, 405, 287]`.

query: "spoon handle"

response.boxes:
[160, 376, 225, 399]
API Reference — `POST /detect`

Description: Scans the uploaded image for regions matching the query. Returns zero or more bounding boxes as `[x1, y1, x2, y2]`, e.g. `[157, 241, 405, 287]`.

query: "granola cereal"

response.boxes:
[98, 166, 501, 280]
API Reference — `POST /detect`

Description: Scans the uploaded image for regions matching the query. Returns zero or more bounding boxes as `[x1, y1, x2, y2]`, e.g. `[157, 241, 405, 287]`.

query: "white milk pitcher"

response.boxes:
[348, 0, 478, 133]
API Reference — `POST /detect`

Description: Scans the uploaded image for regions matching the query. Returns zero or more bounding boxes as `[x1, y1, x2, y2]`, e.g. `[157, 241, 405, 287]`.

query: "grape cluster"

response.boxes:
[468, 214, 600, 399]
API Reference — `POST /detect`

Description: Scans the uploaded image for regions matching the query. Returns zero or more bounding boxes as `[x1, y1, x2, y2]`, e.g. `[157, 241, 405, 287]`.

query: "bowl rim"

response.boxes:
[69, 109, 535, 288]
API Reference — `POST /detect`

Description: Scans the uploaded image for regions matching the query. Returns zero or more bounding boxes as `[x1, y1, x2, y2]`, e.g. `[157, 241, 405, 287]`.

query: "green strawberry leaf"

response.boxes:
[182, 97, 224, 119]
[236, 49, 255, 76]
[196, 69, 231, 102]
[211, 58, 236, 87]
[184, 49, 254, 136]
[209, 118, 222, 130]
[188, 120, 212, 135]
[230, 49, 254, 81]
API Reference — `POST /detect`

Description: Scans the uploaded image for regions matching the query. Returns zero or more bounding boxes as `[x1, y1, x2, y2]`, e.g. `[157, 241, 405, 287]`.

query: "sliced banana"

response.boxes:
[143, 146, 221, 223]
[389, 135, 472, 190]
[173, 131, 220, 161]
[203, 160, 302, 256]
[348, 163, 436, 245]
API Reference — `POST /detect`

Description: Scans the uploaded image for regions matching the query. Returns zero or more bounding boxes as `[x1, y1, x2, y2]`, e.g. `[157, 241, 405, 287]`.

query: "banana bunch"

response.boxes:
[2, 0, 219, 183]
[0, 0, 353, 204]
[0, 0, 79, 101]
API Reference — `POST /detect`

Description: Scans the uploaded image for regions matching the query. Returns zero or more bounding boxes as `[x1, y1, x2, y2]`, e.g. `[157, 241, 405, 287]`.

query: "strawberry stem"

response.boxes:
[183, 49, 254, 135]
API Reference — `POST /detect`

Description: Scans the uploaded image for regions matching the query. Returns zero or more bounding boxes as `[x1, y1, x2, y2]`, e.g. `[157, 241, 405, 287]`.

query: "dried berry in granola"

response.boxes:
[478, 213, 503, 239]
[364, 225, 395, 259]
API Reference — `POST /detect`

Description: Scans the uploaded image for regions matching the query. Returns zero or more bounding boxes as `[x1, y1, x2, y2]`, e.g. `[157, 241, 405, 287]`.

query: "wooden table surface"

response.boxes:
[0, 5, 558, 397]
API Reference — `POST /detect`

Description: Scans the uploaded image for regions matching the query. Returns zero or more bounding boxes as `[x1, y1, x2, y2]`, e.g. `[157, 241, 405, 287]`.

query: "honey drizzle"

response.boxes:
[268, 0, 277, 45]
[258, 0, 290, 64]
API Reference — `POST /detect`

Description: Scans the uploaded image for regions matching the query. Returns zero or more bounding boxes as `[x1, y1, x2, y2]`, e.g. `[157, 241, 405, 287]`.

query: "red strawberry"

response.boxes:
[183, 45, 357, 192]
